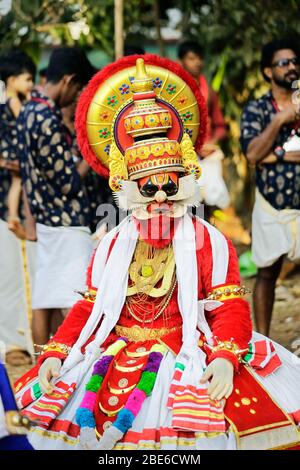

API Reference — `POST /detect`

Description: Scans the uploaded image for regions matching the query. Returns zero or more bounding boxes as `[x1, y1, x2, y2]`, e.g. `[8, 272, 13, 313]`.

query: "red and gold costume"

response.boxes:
[15, 55, 300, 451]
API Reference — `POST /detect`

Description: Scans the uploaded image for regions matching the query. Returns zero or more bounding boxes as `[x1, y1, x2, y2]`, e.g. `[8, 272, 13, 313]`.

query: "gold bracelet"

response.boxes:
[36, 341, 71, 356]
[75, 288, 97, 303]
[207, 338, 248, 363]
[207, 284, 251, 301]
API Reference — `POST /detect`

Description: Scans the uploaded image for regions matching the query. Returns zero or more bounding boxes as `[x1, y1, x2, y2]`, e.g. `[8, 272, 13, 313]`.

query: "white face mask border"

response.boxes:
[113, 174, 201, 218]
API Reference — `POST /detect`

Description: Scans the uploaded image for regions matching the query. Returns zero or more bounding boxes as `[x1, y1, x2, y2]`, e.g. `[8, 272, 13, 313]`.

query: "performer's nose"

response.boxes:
[155, 190, 167, 203]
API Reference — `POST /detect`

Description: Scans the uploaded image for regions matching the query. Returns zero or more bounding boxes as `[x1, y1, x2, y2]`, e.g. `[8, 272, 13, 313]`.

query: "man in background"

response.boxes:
[178, 40, 251, 245]
[241, 38, 300, 335]
[178, 40, 227, 145]
[0, 50, 36, 366]
[18, 47, 95, 348]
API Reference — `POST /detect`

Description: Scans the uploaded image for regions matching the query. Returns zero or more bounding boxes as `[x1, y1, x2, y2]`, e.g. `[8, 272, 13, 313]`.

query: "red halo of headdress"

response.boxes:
[75, 54, 207, 178]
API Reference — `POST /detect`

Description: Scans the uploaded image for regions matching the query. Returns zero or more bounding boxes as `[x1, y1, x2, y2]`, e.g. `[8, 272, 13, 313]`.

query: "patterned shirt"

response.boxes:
[18, 90, 91, 227]
[240, 91, 300, 210]
[0, 168, 11, 221]
[66, 131, 115, 233]
[0, 100, 19, 165]
[0, 101, 16, 221]
[85, 171, 115, 233]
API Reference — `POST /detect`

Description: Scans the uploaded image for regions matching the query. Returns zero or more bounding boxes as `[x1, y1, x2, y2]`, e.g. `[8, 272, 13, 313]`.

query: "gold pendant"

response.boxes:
[99, 402, 124, 417]
[141, 264, 153, 277]
[108, 382, 136, 394]
[127, 241, 175, 297]
[114, 361, 145, 372]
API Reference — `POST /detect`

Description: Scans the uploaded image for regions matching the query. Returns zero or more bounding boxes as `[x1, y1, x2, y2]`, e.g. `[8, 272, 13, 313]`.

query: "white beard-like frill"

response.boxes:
[113, 174, 201, 219]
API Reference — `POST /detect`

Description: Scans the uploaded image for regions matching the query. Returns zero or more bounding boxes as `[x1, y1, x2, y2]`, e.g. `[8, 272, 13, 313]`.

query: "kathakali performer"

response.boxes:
[15, 55, 300, 450]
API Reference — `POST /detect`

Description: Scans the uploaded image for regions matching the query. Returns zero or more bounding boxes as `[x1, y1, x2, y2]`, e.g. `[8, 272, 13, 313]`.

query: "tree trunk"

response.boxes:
[153, 0, 165, 57]
[114, 0, 124, 59]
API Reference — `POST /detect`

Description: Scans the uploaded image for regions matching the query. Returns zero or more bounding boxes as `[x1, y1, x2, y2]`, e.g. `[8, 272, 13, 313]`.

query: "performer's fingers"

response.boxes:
[39, 376, 52, 394]
[39, 368, 53, 394]
[210, 381, 224, 400]
[217, 383, 233, 401]
[46, 369, 59, 394]
[200, 365, 213, 383]
[207, 376, 220, 397]
[39, 382, 46, 394]
[51, 367, 60, 378]
[224, 384, 233, 399]
[216, 383, 231, 401]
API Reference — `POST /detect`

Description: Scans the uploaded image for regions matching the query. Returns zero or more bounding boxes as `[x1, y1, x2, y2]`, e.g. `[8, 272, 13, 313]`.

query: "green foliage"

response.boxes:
[0, 1, 171, 59]
[1, 0, 299, 213]
[174, 0, 300, 210]
[0, 0, 80, 61]
[177, 0, 300, 100]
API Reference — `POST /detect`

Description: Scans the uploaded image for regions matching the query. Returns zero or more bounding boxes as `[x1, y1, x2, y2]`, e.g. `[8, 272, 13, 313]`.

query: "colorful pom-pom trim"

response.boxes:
[76, 339, 167, 449]
[76, 337, 128, 428]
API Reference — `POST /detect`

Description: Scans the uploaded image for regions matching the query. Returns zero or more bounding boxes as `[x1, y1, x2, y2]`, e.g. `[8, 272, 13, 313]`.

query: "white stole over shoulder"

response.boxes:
[61, 213, 230, 384]
[61, 215, 138, 372]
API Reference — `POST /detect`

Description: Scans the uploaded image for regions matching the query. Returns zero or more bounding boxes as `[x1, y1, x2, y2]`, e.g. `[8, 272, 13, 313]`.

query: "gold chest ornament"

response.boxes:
[127, 240, 175, 298]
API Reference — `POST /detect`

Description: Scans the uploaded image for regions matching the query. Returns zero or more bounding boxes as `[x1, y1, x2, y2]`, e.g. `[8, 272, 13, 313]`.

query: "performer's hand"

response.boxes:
[38, 357, 62, 394]
[200, 358, 234, 401]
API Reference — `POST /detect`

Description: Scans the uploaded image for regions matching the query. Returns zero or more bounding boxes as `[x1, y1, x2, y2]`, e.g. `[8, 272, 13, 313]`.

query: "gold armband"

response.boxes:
[207, 284, 251, 301]
[208, 338, 248, 363]
[36, 341, 71, 356]
[75, 288, 97, 303]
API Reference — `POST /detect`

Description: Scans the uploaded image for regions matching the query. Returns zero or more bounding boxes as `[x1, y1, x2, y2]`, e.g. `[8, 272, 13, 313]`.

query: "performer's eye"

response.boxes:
[161, 180, 178, 196]
[139, 181, 159, 198]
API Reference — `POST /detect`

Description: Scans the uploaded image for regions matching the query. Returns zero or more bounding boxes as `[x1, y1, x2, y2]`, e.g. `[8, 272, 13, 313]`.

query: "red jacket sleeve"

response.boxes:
[38, 250, 97, 365]
[37, 298, 95, 365]
[37, 234, 120, 365]
[196, 221, 252, 370]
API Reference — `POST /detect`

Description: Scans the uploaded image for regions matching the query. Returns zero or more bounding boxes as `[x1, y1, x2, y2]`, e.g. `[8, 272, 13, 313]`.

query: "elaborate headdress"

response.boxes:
[75, 54, 207, 192]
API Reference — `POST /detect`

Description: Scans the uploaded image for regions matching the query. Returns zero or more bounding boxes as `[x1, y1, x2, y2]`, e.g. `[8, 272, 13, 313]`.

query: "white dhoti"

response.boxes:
[15, 216, 300, 450]
[31, 224, 93, 310]
[252, 189, 300, 268]
[198, 149, 230, 209]
[17, 331, 300, 451]
[0, 219, 36, 355]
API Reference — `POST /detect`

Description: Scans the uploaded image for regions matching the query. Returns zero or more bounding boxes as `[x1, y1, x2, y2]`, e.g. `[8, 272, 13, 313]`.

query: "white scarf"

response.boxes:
[61, 213, 229, 381]
[61, 215, 138, 372]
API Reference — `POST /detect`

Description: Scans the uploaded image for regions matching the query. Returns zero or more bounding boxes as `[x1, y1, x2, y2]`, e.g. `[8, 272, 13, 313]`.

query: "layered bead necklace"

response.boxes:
[126, 240, 176, 324]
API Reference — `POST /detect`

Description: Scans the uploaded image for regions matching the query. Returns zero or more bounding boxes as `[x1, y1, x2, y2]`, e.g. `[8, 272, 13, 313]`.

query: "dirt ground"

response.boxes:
[6, 268, 300, 385]
[244, 269, 300, 354]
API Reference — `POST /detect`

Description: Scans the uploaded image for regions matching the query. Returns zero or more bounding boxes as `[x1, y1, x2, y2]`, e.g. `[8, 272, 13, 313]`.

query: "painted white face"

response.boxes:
[113, 173, 201, 219]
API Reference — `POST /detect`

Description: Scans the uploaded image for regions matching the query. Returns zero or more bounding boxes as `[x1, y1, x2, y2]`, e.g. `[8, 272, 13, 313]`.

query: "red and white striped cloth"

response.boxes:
[21, 381, 76, 427]
[244, 339, 282, 377]
[171, 386, 226, 432]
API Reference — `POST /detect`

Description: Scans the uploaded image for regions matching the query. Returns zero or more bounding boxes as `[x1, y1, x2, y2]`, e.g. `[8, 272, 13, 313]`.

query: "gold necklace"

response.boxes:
[127, 241, 175, 297]
[127, 279, 172, 310]
[126, 277, 177, 324]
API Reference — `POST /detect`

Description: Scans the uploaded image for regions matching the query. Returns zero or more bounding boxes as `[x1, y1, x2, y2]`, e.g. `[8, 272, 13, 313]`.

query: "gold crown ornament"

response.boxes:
[124, 59, 173, 137]
[75, 54, 207, 192]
